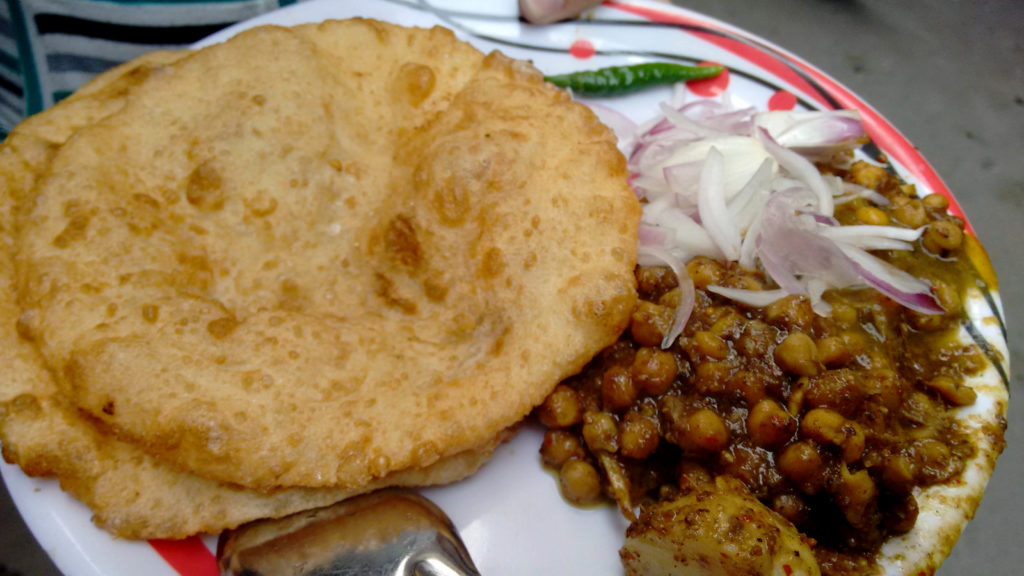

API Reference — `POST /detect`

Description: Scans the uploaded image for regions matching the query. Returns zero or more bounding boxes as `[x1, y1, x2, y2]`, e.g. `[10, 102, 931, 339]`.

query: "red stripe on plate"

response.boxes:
[789, 64, 969, 230]
[148, 537, 218, 576]
[603, 1, 833, 109]
[602, 1, 970, 232]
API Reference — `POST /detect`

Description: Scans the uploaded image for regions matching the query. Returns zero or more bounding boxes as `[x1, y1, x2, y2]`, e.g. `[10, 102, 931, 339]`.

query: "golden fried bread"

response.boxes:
[0, 390, 499, 540]
[13, 19, 639, 490]
[0, 53, 500, 538]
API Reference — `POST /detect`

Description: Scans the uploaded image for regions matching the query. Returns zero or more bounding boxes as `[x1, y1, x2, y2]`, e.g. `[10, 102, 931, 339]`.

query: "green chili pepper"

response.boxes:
[544, 62, 724, 97]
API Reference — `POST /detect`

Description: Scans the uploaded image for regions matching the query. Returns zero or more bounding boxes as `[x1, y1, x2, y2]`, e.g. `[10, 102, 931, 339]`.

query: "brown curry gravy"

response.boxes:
[537, 159, 1003, 575]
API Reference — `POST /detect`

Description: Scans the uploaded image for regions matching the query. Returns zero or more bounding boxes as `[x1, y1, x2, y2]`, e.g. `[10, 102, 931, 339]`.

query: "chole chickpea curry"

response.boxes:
[536, 85, 1007, 575]
[0, 16, 1008, 576]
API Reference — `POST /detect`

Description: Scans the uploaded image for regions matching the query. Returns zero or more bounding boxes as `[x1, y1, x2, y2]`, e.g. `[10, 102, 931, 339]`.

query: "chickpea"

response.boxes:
[559, 458, 602, 504]
[540, 429, 585, 466]
[922, 193, 949, 211]
[800, 408, 865, 463]
[709, 309, 744, 339]
[848, 160, 887, 189]
[800, 408, 847, 445]
[694, 330, 730, 360]
[657, 484, 679, 502]
[620, 413, 660, 459]
[772, 493, 809, 526]
[816, 335, 852, 368]
[765, 295, 814, 332]
[898, 183, 918, 197]
[787, 378, 808, 416]
[694, 360, 730, 395]
[916, 438, 952, 473]
[735, 319, 776, 357]
[679, 408, 729, 453]
[732, 369, 768, 407]
[631, 347, 677, 396]
[703, 305, 733, 326]
[890, 196, 927, 228]
[537, 384, 582, 428]
[837, 468, 877, 527]
[932, 279, 962, 315]
[840, 422, 866, 464]
[880, 452, 915, 491]
[802, 369, 866, 417]
[885, 493, 920, 534]
[659, 286, 683, 309]
[855, 205, 889, 226]
[907, 309, 947, 332]
[922, 219, 964, 254]
[582, 411, 619, 453]
[924, 374, 977, 406]
[861, 369, 905, 411]
[630, 301, 674, 347]
[722, 271, 764, 291]
[839, 330, 867, 356]
[677, 460, 713, 491]
[901, 390, 939, 425]
[636, 266, 677, 297]
[601, 365, 637, 412]
[773, 331, 820, 377]
[747, 398, 795, 449]
[778, 441, 825, 492]
[687, 256, 725, 289]
[829, 301, 859, 328]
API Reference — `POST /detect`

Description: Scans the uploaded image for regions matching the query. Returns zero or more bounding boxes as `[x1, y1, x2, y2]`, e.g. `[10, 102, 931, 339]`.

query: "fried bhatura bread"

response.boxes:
[14, 19, 640, 490]
[0, 378, 499, 540]
[0, 57, 502, 539]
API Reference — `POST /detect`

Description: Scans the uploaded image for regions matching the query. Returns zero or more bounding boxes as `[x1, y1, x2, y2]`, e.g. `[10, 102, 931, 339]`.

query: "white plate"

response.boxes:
[2, 1, 1007, 575]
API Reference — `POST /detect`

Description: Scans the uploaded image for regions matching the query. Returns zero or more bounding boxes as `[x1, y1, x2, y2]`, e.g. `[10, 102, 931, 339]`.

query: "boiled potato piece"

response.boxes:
[620, 477, 820, 576]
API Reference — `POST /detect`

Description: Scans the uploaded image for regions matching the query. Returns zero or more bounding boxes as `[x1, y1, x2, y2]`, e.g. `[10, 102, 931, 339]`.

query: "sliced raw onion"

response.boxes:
[756, 128, 835, 216]
[840, 245, 944, 314]
[637, 245, 695, 348]
[755, 110, 865, 157]
[837, 181, 891, 206]
[697, 147, 742, 260]
[592, 91, 943, 326]
[641, 200, 723, 258]
[706, 285, 787, 307]
[819, 225, 923, 251]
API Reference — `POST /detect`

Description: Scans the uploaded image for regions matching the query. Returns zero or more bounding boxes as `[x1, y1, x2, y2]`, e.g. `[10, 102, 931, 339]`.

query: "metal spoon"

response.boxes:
[217, 489, 481, 576]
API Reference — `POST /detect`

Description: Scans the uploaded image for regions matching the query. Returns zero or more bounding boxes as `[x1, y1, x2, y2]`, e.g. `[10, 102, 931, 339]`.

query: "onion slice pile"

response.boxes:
[615, 93, 943, 347]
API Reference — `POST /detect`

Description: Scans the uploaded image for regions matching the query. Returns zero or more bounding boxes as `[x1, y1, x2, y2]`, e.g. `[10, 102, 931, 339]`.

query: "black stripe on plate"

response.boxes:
[977, 278, 1008, 342]
[34, 13, 234, 46]
[413, 3, 817, 110]
[962, 316, 1010, 390]
[46, 53, 123, 75]
[406, 0, 845, 111]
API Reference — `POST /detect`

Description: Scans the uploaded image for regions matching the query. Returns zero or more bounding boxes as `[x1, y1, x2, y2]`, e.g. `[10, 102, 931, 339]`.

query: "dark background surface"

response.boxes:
[2, 0, 1022, 574]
